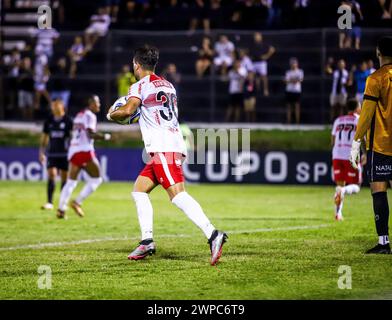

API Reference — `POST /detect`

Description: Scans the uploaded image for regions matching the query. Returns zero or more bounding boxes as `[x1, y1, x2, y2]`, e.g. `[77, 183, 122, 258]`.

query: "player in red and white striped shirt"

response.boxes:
[57, 95, 111, 219]
[331, 98, 364, 221]
[107, 46, 227, 266]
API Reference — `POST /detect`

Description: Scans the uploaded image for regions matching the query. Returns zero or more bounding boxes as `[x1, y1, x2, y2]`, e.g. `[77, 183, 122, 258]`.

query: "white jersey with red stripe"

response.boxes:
[68, 109, 97, 159]
[127, 74, 187, 155]
[332, 113, 359, 160]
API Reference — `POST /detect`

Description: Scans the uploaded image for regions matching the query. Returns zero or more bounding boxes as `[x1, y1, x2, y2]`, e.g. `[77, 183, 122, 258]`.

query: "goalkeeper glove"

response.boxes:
[350, 139, 361, 169]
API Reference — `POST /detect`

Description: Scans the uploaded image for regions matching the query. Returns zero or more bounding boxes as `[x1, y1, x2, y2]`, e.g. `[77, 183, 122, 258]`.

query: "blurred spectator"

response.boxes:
[249, 32, 275, 97]
[3, 48, 21, 111]
[368, 59, 376, 74]
[293, 0, 311, 28]
[350, 0, 363, 50]
[225, 60, 247, 122]
[284, 57, 304, 124]
[338, 1, 363, 50]
[261, 0, 274, 28]
[17, 57, 34, 120]
[351, 61, 370, 103]
[209, 0, 224, 29]
[103, 0, 121, 23]
[189, 0, 210, 34]
[125, 0, 152, 23]
[238, 49, 254, 74]
[338, 1, 352, 49]
[84, 7, 111, 51]
[32, 28, 60, 59]
[67, 36, 86, 79]
[243, 72, 257, 123]
[330, 59, 349, 120]
[33, 53, 51, 111]
[325, 56, 335, 75]
[378, 0, 392, 19]
[50, 57, 71, 108]
[162, 63, 181, 90]
[117, 64, 137, 97]
[213, 35, 235, 76]
[195, 36, 214, 78]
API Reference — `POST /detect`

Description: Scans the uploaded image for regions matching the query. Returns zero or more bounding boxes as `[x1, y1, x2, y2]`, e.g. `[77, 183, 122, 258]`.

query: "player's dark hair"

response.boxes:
[346, 98, 359, 112]
[134, 45, 159, 71]
[377, 36, 392, 57]
[86, 94, 98, 106]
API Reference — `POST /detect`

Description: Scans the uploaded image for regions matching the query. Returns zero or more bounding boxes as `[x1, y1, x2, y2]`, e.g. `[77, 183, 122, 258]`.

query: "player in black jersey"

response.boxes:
[39, 99, 73, 210]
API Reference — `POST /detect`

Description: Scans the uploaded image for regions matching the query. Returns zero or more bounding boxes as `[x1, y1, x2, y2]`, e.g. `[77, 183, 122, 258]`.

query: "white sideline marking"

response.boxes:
[0, 224, 330, 251]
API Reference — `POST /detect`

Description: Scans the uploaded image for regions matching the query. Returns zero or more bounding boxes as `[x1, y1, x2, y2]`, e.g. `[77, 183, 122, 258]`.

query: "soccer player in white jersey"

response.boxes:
[332, 98, 363, 221]
[107, 46, 227, 266]
[57, 95, 111, 219]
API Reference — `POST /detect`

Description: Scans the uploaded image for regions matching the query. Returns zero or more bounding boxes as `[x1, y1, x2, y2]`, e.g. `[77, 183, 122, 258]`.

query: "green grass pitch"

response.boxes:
[0, 181, 391, 300]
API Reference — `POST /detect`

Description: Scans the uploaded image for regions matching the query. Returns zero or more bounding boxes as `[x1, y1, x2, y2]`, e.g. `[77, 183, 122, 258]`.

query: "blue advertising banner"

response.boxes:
[0, 147, 144, 182]
[0, 147, 365, 186]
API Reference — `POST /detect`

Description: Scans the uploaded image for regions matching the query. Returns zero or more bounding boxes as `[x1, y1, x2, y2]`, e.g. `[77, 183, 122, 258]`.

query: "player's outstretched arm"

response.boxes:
[107, 97, 141, 122]
[87, 129, 111, 141]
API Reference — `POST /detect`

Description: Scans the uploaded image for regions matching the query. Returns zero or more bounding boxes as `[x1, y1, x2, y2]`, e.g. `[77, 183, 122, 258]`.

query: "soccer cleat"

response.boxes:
[365, 243, 391, 254]
[208, 230, 228, 266]
[335, 213, 344, 221]
[56, 209, 67, 220]
[41, 203, 53, 210]
[128, 240, 156, 260]
[71, 200, 84, 217]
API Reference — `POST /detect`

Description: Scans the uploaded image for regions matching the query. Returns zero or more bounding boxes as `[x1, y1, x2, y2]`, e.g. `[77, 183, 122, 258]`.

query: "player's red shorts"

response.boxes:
[140, 152, 185, 189]
[70, 151, 96, 167]
[332, 159, 362, 185]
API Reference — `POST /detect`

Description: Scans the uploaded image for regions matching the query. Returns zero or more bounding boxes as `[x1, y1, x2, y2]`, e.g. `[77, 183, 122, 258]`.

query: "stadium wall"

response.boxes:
[0, 147, 340, 185]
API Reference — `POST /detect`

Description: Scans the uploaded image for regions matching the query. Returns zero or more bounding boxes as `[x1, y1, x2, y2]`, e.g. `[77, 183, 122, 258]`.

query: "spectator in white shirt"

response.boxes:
[33, 52, 51, 111]
[225, 60, 247, 122]
[284, 57, 304, 124]
[238, 48, 254, 74]
[213, 35, 235, 76]
[68, 36, 86, 78]
[84, 7, 111, 51]
[32, 28, 59, 59]
[330, 59, 349, 120]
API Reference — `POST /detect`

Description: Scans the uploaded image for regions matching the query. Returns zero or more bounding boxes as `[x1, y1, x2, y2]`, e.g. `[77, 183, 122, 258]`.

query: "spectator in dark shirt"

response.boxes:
[162, 63, 181, 91]
[17, 57, 35, 120]
[50, 57, 71, 109]
[243, 71, 257, 122]
[249, 32, 275, 97]
[189, 0, 210, 34]
[195, 36, 214, 78]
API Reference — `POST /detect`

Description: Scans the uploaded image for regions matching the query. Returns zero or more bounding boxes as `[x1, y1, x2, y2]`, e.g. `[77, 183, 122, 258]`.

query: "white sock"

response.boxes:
[132, 192, 153, 241]
[58, 179, 78, 211]
[172, 192, 215, 239]
[379, 235, 389, 245]
[75, 177, 102, 205]
[342, 184, 360, 195]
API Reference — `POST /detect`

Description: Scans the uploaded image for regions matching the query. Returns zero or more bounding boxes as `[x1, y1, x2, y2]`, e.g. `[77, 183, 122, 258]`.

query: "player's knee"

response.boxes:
[132, 192, 149, 203]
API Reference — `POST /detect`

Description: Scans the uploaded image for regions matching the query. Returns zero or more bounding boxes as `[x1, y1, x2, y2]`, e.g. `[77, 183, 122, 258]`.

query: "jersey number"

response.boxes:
[157, 91, 177, 121]
[336, 124, 356, 141]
